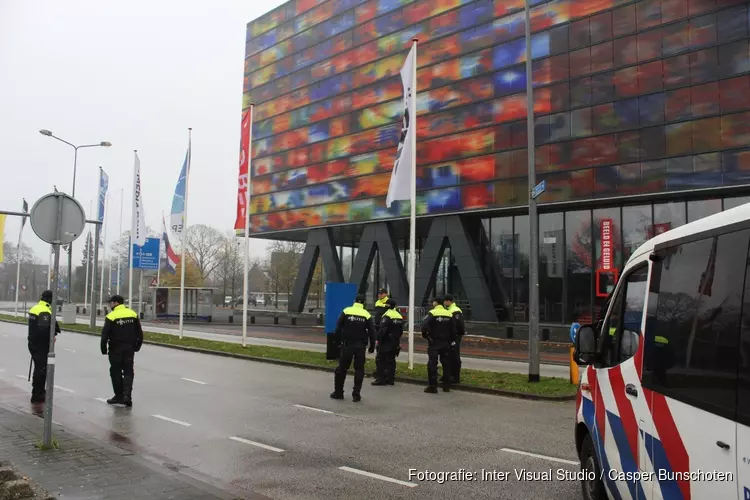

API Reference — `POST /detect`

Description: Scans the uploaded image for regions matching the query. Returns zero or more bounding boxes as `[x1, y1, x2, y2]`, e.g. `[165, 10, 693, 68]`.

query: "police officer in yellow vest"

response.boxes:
[372, 299, 403, 386]
[422, 297, 457, 393]
[373, 288, 390, 328]
[101, 295, 143, 407]
[331, 294, 376, 402]
[28, 291, 60, 403]
[443, 294, 465, 384]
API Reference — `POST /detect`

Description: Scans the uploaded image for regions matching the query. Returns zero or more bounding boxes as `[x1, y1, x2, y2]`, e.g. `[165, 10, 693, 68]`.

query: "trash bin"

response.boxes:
[61, 303, 77, 325]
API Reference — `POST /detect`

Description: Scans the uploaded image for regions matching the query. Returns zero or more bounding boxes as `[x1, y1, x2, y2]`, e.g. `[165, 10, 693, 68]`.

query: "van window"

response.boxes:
[643, 229, 750, 422]
[598, 265, 648, 367]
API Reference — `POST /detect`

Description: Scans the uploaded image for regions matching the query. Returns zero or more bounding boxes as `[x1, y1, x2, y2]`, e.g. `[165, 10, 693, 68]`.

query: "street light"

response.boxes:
[39, 129, 112, 303]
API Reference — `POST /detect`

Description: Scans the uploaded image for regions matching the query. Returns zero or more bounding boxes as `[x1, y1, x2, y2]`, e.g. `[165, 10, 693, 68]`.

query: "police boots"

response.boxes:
[331, 372, 345, 399]
[123, 376, 133, 407]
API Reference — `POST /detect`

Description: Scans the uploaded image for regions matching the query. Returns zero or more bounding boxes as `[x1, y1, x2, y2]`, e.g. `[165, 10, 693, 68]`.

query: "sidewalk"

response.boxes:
[0, 402, 252, 500]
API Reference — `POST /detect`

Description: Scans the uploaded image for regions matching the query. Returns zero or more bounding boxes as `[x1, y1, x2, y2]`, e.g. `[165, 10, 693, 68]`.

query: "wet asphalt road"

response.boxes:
[0, 322, 582, 500]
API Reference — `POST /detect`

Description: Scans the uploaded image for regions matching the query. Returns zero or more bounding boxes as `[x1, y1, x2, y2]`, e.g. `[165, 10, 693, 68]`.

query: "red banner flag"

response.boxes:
[234, 109, 252, 231]
[600, 218, 613, 271]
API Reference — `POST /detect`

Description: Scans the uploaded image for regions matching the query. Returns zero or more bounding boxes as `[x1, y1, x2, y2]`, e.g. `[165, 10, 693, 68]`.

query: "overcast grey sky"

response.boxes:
[0, 0, 285, 262]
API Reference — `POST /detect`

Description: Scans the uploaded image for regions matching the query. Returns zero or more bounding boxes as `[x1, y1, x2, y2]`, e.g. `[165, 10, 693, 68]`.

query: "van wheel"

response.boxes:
[580, 433, 607, 500]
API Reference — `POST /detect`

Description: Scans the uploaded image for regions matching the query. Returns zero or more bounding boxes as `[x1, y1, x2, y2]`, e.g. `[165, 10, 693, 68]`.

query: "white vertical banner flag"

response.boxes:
[386, 42, 417, 208]
[131, 152, 147, 247]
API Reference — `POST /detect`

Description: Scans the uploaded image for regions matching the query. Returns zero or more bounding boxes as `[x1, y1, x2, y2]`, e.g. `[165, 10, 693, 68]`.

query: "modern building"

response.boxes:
[241, 0, 750, 326]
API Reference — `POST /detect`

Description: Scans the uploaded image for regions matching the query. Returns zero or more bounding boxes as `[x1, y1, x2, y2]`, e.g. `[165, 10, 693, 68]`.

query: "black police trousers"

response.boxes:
[375, 349, 397, 383]
[109, 349, 135, 399]
[334, 345, 366, 395]
[30, 351, 48, 397]
[427, 345, 453, 388]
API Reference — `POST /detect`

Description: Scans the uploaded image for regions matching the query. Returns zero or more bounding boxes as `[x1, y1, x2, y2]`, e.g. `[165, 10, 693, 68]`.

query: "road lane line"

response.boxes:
[229, 436, 284, 453]
[181, 378, 207, 385]
[152, 415, 192, 427]
[339, 466, 417, 487]
[63, 348, 76, 353]
[294, 404, 334, 414]
[95, 398, 108, 403]
[54, 385, 75, 393]
[15, 375, 27, 381]
[501, 448, 578, 465]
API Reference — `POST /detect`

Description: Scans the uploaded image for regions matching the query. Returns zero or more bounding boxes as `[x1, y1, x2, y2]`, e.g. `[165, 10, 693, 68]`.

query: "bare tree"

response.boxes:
[213, 233, 243, 302]
[184, 224, 224, 282]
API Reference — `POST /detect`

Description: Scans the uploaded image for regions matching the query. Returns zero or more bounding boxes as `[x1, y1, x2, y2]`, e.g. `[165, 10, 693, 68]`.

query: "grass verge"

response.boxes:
[0, 314, 576, 399]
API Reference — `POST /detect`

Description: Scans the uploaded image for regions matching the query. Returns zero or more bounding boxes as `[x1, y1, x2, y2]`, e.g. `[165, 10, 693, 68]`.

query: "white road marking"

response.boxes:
[294, 404, 334, 414]
[229, 436, 284, 453]
[152, 414, 191, 427]
[16, 375, 27, 381]
[181, 378, 206, 385]
[54, 385, 75, 393]
[501, 448, 578, 465]
[95, 398, 108, 403]
[63, 348, 76, 353]
[339, 466, 417, 488]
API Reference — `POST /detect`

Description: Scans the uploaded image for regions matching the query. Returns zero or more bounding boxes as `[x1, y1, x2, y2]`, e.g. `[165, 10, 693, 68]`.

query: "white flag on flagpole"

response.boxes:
[131, 152, 147, 247]
[386, 42, 417, 208]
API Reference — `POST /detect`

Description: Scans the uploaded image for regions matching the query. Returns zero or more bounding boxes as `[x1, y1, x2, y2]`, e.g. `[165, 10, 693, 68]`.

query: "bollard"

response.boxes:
[291, 316, 297, 326]
[274, 316, 279, 325]
[542, 328, 550, 341]
[76, 306, 80, 314]
[317, 313, 323, 326]
[569, 345, 579, 385]
[97, 309, 101, 316]
[140, 312, 144, 320]
[229, 315, 233, 324]
[251, 315, 255, 324]
[506, 326, 513, 339]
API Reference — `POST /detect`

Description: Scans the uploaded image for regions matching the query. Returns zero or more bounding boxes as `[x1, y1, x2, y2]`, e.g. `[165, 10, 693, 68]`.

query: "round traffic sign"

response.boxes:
[30, 193, 86, 245]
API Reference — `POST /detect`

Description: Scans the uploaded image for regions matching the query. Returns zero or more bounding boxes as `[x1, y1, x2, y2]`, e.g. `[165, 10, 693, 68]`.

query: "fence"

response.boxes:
[397, 306, 427, 330]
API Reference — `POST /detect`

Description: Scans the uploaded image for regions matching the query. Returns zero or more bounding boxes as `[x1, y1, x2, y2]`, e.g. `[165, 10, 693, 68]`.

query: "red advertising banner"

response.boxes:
[600, 218, 613, 271]
[234, 109, 252, 231]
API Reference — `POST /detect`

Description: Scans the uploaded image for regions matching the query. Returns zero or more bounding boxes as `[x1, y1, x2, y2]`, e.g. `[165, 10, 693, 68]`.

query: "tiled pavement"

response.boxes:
[0, 403, 259, 500]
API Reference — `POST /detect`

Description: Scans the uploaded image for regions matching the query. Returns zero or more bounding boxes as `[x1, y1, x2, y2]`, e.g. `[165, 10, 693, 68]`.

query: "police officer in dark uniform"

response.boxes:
[331, 294, 376, 402]
[101, 295, 143, 407]
[372, 298, 403, 386]
[27, 290, 59, 403]
[421, 297, 456, 393]
[443, 294, 465, 384]
[370, 288, 390, 380]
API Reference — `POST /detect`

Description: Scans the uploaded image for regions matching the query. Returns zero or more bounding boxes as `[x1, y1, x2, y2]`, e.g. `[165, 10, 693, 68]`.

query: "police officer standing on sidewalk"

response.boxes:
[443, 294, 465, 384]
[27, 290, 59, 403]
[372, 298, 403, 386]
[101, 295, 143, 407]
[421, 297, 456, 393]
[370, 288, 390, 380]
[331, 294, 376, 402]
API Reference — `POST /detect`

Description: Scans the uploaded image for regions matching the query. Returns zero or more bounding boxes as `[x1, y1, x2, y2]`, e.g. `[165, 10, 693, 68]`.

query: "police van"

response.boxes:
[573, 202, 750, 500]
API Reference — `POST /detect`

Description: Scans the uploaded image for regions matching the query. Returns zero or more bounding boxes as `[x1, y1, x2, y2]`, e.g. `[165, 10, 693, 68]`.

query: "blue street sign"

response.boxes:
[132, 237, 160, 271]
[531, 180, 546, 199]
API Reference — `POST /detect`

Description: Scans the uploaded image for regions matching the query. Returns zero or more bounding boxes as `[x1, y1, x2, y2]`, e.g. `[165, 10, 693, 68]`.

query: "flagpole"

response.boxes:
[179, 128, 192, 340]
[99, 193, 109, 311]
[407, 38, 418, 370]
[14, 199, 27, 317]
[128, 152, 136, 309]
[242, 105, 254, 348]
[117, 188, 123, 294]
[157, 211, 163, 287]
[84, 200, 92, 312]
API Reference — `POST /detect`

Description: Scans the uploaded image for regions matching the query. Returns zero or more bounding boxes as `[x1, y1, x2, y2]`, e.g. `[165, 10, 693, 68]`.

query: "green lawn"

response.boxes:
[0, 314, 576, 399]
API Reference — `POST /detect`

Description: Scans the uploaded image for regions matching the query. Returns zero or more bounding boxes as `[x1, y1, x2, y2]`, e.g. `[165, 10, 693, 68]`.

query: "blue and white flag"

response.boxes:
[170, 144, 190, 235]
[98, 168, 109, 246]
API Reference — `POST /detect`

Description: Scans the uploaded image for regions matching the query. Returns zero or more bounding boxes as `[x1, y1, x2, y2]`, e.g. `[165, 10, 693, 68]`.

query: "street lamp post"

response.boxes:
[39, 130, 111, 303]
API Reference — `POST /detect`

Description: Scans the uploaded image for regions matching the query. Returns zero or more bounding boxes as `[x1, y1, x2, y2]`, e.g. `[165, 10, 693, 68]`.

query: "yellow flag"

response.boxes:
[0, 214, 5, 262]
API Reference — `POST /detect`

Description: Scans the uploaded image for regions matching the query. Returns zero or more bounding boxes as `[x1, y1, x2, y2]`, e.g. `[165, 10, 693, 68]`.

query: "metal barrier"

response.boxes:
[397, 306, 427, 330]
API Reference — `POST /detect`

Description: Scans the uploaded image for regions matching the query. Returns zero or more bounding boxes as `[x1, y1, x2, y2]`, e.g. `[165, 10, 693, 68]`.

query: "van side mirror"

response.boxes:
[574, 325, 598, 366]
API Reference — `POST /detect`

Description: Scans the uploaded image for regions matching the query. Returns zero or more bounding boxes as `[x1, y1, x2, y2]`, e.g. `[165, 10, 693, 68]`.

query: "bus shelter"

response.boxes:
[153, 287, 215, 322]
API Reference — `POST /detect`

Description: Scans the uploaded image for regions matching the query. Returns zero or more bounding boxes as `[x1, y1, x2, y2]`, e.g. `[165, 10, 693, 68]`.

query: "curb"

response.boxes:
[0, 318, 576, 402]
